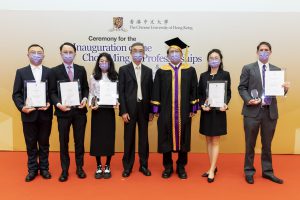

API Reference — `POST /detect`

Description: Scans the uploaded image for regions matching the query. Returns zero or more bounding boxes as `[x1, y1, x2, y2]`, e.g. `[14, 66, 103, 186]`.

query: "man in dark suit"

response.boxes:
[12, 44, 53, 182]
[119, 42, 153, 177]
[49, 42, 89, 182]
[238, 41, 290, 184]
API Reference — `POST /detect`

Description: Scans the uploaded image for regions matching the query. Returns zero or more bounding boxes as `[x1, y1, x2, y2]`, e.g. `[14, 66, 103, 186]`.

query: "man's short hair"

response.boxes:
[257, 41, 272, 51]
[130, 42, 144, 52]
[28, 44, 44, 52]
[60, 42, 76, 52]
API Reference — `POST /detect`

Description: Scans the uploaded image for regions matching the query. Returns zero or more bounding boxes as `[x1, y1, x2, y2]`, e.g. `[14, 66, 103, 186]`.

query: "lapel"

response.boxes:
[25, 65, 35, 80]
[253, 61, 263, 91]
[141, 64, 147, 86]
[60, 63, 71, 81]
[41, 66, 47, 81]
[127, 63, 137, 82]
[73, 64, 79, 80]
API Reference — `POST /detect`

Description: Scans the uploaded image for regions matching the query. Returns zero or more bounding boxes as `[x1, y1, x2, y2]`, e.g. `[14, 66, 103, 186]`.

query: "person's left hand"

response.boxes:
[113, 102, 120, 109]
[38, 102, 50, 111]
[282, 81, 290, 93]
[189, 112, 195, 117]
[78, 99, 87, 109]
[219, 104, 228, 112]
[149, 113, 154, 121]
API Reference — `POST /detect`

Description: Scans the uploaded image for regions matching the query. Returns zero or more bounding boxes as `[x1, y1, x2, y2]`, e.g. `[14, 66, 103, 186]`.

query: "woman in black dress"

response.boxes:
[88, 52, 118, 179]
[198, 49, 231, 183]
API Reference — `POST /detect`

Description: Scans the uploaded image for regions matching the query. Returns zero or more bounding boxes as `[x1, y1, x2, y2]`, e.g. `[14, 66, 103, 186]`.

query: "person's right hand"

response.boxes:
[201, 105, 211, 112]
[91, 105, 99, 110]
[248, 98, 261, 105]
[22, 107, 36, 114]
[57, 103, 71, 112]
[122, 113, 130, 123]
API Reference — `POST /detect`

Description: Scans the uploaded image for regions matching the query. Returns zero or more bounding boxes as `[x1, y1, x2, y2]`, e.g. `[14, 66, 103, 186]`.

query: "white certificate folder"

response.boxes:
[207, 80, 227, 108]
[24, 80, 47, 108]
[58, 80, 81, 106]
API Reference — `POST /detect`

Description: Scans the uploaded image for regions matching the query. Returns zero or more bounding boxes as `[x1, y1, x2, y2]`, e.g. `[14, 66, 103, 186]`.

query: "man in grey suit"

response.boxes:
[238, 41, 290, 184]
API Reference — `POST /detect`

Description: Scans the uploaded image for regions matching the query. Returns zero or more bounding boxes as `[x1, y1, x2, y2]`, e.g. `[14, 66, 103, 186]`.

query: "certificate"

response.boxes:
[207, 81, 227, 108]
[59, 80, 81, 106]
[24, 80, 46, 108]
[98, 80, 118, 106]
[265, 70, 285, 96]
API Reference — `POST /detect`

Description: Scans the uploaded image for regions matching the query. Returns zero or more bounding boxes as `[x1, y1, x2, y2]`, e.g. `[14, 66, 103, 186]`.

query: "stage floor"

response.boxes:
[0, 152, 298, 200]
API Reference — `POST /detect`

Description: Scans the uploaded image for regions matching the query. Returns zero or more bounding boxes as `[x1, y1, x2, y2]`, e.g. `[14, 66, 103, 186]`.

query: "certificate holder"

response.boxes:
[24, 80, 47, 108]
[264, 69, 285, 96]
[206, 80, 227, 108]
[58, 79, 81, 106]
[98, 80, 118, 108]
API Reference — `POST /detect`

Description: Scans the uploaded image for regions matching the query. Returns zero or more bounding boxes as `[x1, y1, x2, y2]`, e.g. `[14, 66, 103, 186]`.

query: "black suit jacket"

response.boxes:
[49, 63, 89, 117]
[118, 62, 153, 119]
[238, 61, 280, 119]
[12, 65, 53, 122]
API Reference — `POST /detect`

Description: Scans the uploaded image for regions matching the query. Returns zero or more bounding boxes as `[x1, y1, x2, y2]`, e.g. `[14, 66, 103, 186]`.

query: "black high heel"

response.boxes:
[207, 177, 215, 183]
[201, 167, 218, 177]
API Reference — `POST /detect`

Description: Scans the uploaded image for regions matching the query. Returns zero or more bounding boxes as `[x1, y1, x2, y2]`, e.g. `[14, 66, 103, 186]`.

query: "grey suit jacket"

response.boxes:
[238, 61, 280, 120]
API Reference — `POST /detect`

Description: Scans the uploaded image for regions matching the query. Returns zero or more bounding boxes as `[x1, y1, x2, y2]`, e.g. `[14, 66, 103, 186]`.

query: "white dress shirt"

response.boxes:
[30, 64, 42, 82]
[133, 62, 142, 100]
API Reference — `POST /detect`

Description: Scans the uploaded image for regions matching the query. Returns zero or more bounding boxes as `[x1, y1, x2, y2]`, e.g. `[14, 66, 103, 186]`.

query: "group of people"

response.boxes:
[12, 39, 289, 185]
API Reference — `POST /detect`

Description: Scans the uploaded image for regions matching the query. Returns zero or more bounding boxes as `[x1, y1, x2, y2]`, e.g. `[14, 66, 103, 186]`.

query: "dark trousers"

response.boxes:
[57, 113, 87, 171]
[244, 107, 277, 176]
[22, 119, 52, 173]
[163, 151, 188, 169]
[122, 102, 149, 170]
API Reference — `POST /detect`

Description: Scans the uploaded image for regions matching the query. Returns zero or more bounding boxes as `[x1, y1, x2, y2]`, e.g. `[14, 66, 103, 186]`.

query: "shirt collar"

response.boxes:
[63, 63, 74, 69]
[30, 64, 42, 70]
[169, 62, 181, 68]
[132, 62, 141, 69]
[257, 60, 269, 70]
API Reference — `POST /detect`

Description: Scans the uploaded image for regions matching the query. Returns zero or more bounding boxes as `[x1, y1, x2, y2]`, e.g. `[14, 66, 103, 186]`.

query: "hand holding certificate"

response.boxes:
[265, 70, 285, 96]
[24, 80, 46, 108]
[59, 80, 81, 106]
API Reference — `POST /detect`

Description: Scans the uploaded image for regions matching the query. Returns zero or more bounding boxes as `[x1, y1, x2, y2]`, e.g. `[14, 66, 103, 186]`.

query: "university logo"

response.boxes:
[109, 17, 127, 32]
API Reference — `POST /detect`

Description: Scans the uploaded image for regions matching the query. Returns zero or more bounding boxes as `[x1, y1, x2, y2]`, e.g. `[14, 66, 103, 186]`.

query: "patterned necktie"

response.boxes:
[262, 64, 272, 105]
[67, 66, 73, 81]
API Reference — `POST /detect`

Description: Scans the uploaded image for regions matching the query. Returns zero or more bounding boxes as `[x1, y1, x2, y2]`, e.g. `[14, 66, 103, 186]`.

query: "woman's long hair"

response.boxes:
[93, 52, 118, 81]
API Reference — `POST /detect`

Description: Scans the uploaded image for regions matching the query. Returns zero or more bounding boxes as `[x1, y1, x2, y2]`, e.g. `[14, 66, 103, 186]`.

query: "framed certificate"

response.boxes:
[58, 79, 81, 106]
[206, 80, 227, 108]
[24, 80, 47, 108]
[98, 80, 118, 107]
[265, 70, 285, 96]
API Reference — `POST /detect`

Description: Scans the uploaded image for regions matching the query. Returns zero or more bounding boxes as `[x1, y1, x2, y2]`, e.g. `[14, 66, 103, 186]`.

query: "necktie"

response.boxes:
[67, 66, 73, 81]
[262, 65, 272, 105]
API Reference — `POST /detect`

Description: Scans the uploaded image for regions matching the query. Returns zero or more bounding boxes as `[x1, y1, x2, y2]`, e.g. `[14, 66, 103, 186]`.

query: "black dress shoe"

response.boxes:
[40, 170, 51, 179]
[245, 175, 254, 184]
[162, 168, 173, 178]
[76, 168, 87, 179]
[122, 169, 131, 178]
[103, 165, 112, 179]
[176, 168, 187, 179]
[202, 167, 218, 177]
[139, 166, 151, 176]
[25, 172, 37, 182]
[262, 174, 283, 184]
[59, 171, 68, 182]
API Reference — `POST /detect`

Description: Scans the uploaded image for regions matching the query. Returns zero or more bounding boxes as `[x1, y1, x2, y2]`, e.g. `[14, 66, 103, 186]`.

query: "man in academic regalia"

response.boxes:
[151, 37, 198, 179]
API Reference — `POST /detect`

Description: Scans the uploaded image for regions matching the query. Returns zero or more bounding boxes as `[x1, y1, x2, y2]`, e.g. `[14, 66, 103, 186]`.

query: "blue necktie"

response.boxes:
[262, 65, 272, 105]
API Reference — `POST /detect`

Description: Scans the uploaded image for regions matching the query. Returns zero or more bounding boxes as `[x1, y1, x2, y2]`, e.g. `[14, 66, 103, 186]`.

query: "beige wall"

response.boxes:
[0, 11, 299, 153]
